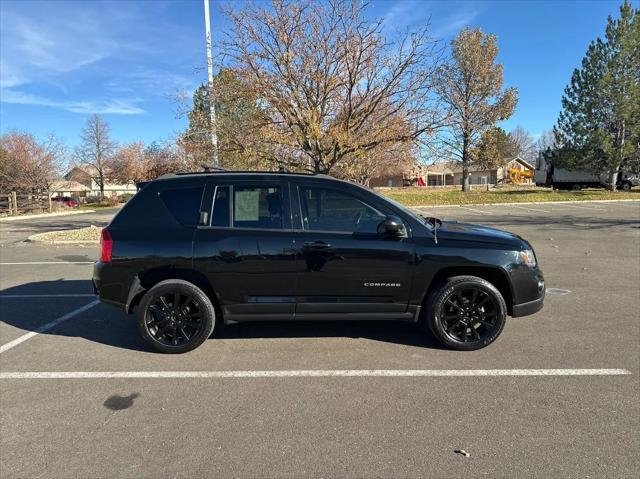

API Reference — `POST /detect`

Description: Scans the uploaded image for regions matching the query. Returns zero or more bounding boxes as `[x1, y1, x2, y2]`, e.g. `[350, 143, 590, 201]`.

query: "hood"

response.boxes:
[435, 220, 525, 247]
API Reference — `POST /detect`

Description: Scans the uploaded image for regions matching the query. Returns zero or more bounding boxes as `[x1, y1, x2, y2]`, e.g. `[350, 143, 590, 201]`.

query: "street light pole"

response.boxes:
[203, 0, 219, 167]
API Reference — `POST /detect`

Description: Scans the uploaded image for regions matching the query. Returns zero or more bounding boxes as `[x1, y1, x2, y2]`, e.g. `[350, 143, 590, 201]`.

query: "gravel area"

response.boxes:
[28, 225, 102, 244]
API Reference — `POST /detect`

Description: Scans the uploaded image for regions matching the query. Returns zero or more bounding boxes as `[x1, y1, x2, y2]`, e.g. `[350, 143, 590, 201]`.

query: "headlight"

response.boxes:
[518, 249, 537, 267]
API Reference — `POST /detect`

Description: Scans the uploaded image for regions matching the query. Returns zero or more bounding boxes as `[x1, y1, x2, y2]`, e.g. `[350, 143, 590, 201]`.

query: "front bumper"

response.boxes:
[512, 294, 544, 317]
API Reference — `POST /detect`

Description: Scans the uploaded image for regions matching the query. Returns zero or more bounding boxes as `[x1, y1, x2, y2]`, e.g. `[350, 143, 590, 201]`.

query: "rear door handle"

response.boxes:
[303, 241, 332, 250]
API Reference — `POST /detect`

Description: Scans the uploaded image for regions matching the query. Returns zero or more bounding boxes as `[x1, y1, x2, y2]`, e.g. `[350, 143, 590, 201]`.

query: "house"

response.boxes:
[63, 166, 137, 197]
[370, 157, 534, 188]
[50, 180, 91, 198]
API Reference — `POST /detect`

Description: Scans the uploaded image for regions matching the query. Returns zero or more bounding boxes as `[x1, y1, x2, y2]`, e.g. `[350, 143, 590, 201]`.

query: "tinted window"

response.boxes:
[299, 187, 385, 233]
[159, 187, 204, 227]
[211, 186, 230, 227]
[233, 186, 283, 229]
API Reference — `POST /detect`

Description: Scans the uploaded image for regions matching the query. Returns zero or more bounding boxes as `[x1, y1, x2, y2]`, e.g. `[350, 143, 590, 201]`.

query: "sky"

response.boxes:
[0, 0, 636, 148]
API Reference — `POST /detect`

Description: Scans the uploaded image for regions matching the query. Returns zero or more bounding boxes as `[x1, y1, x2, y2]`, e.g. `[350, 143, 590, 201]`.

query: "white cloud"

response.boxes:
[0, 9, 117, 89]
[1, 90, 145, 115]
[431, 9, 479, 39]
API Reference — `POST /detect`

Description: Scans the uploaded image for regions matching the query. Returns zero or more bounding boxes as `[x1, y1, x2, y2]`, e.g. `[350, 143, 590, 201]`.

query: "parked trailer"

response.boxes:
[534, 156, 637, 190]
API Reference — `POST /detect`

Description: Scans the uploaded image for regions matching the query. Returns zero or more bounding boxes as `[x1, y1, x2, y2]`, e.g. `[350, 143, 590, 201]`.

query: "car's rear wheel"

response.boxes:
[137, 279, 215, 354]
[426, 276, 507, 351]
[619, 181, 632, 191]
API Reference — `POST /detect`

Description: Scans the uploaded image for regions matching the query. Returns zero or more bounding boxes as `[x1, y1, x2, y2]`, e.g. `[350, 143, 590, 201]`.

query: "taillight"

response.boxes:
[100, 228, 113, 263]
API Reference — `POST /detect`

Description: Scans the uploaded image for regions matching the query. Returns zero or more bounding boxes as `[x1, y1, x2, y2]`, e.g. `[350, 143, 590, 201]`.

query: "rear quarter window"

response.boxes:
[159, 187, 204, 227]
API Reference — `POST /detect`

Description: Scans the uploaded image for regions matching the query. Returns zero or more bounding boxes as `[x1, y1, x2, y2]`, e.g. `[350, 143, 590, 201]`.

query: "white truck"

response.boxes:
[535, 155, 639, 190]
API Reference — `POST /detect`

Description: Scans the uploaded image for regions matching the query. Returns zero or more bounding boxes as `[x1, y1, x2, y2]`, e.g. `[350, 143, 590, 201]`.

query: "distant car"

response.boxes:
[93, 171, 545, 353]
[53, 196, 80, 208]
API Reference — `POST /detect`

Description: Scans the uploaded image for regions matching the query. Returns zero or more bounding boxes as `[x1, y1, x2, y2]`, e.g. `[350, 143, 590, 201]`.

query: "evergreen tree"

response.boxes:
[181, 69, 267, 170]
[554, 0, 639, 189]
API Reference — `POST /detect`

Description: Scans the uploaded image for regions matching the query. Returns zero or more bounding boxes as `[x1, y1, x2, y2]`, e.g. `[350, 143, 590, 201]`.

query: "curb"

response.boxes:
[26, 226, 100, 245]
[411, 199, 640, 208]
[0, 210, 96, 222]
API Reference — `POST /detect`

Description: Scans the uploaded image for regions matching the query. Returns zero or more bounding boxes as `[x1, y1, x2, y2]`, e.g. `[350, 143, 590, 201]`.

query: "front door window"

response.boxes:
[299, 187, 385, 234]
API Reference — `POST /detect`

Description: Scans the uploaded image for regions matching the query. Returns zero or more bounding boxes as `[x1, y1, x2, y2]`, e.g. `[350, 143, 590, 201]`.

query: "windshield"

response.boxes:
[381, 195, 440, 230]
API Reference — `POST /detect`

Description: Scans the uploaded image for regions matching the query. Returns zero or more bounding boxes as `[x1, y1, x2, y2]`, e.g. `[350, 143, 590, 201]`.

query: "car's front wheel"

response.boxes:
[137, 279, 215, 354]
[426, 276, 507, 351]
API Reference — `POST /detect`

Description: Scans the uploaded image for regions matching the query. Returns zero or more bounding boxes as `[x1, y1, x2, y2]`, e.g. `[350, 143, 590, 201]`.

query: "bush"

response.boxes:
[86, 195, 100, 204]
[99, 196, 120, 207]
[119, 193, 134, 203]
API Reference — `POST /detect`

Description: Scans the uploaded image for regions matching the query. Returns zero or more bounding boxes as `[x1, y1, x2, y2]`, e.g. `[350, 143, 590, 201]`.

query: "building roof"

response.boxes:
[419, 156, 533, 175]
[50, 180, 91, 192]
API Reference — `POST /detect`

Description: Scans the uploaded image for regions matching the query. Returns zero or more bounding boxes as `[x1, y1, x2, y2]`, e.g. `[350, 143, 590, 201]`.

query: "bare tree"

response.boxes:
[535, 129, 555, 155]
[219, 0, 445, 173]
[435, 28, 518, 191]
[508, 126, 536, 164]
[75, 115, 117, 198]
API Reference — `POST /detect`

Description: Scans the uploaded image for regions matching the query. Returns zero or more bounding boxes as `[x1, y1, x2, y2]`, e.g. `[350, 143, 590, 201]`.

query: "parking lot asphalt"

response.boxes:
[0, 201, 639, 478]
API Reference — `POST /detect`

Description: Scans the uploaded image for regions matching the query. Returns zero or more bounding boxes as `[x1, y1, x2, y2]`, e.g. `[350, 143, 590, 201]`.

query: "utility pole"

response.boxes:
[203, 0, 219, 167]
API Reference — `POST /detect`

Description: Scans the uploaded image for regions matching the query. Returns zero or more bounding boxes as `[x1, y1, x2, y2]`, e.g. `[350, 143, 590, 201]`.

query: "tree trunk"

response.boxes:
[461, 132, 470, 192]
[462, 164, 470, 192]
[607, 167, 619, 191]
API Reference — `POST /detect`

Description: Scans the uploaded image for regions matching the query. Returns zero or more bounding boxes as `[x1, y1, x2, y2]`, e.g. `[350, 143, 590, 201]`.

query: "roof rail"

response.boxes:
[202, 165, 227, 173]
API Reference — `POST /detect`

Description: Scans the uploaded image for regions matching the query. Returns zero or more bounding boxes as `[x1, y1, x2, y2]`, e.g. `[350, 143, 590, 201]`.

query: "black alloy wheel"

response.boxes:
[426, 276, 507, 351]
[146, 292, 203, 346]
[440, 287, 499, 343]
[138, 279, 215, 353]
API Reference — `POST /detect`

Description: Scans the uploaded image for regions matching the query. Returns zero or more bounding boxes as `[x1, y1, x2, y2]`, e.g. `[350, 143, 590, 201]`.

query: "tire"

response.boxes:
[137, 279, 216, 354]
[571, 183, 582, 191]
[425, 276, 507, 351]
[619, 181, 632, 191]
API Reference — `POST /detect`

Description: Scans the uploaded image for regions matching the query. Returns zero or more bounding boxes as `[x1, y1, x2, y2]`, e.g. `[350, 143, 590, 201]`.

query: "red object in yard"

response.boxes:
[417, 176, 426, 187]
[52, 196, 79, 208]
[100, 228, 113, 263]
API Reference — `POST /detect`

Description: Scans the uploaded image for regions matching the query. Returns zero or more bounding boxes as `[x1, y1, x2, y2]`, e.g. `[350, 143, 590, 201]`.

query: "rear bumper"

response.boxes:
[512, 295, 544, 317]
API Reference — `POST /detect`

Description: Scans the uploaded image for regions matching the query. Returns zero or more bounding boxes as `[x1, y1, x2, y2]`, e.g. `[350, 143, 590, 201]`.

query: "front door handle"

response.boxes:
[303, 241, 332, 250]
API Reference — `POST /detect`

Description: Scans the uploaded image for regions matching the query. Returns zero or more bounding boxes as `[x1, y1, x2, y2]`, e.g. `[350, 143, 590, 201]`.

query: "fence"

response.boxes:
[0, 192, 53, 216]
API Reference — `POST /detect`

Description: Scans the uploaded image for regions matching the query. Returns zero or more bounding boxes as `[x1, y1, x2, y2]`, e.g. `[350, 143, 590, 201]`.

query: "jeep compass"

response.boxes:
[93, 171, 545, 353]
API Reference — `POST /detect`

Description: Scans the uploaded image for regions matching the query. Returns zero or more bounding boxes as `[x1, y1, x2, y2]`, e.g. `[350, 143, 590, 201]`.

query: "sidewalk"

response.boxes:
[0, 210, 96, 223]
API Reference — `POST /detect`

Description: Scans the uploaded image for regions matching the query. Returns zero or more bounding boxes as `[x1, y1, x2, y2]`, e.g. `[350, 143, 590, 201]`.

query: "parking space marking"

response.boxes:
[507, 204, 552, 213]
[0, 369, 631, 379]
[0, 300, 99, 354]
[552, 203, 606, 211]
[0, 294, 95, 298]
[459, 206, 496, 215]
[0, 261, 94, 265]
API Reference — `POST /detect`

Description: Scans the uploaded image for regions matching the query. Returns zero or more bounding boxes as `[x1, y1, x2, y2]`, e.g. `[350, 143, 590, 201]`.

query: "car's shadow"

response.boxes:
[0, 280, 444, 353]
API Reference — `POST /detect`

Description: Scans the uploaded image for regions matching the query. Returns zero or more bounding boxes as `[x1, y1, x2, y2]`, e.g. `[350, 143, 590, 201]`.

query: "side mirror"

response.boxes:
[378, 215, 405, 236]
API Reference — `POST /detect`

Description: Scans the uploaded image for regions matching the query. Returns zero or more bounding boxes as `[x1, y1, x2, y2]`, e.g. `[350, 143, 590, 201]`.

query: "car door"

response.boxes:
[193, 177, 297, 321]
[291, 180, 415, 319]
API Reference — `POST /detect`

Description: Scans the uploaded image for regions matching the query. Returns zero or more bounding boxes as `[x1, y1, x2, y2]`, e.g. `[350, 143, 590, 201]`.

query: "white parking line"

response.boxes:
[552, 203, 606, 211]
[0, 261, 94, 265]
[0, 300, 99, 354]
[0, 294, 95, 298]
[459, 206, 496, 215]
[507, 204, 552, 213]
[0, 369, 631, 379]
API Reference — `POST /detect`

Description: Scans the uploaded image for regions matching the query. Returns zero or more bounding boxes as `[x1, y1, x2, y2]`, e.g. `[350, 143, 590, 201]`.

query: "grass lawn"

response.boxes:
[79, 202, 123, 210]
[380, 187, 640, 206]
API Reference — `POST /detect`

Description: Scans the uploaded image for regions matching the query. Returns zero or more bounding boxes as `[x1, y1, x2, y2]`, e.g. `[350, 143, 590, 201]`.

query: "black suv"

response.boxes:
[93, 172, 544, 353]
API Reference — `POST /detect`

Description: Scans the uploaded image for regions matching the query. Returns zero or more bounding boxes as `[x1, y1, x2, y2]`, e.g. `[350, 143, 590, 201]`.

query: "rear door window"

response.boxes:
[233, 186, 283, 229]
[159, 186, 204, 227]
